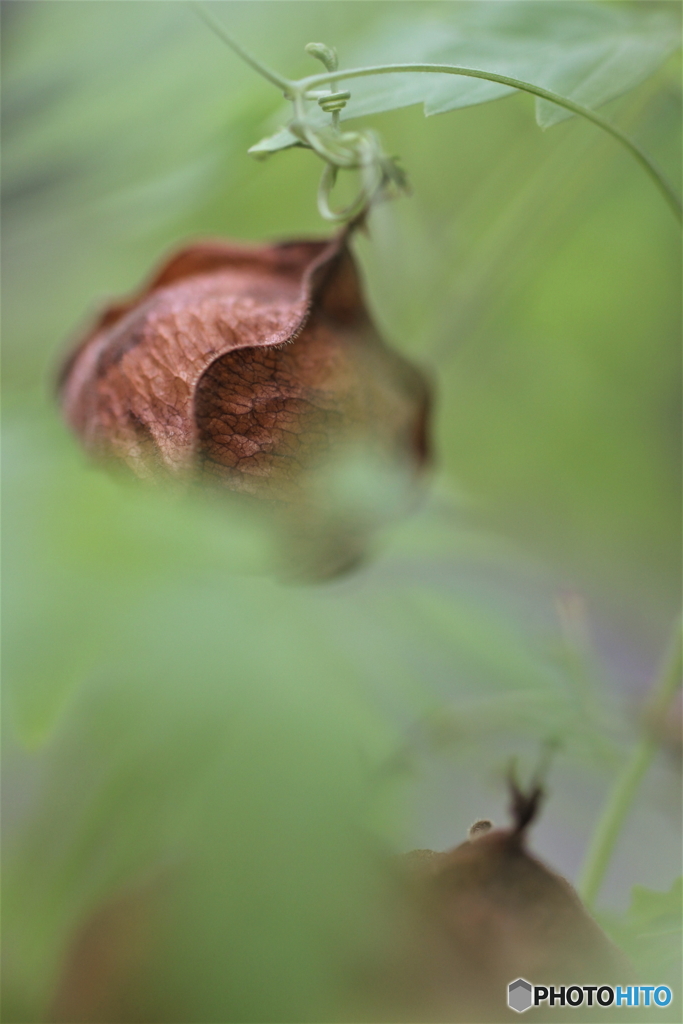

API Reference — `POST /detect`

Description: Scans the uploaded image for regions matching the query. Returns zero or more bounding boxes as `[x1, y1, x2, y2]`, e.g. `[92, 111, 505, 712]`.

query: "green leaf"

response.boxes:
[334, 1, 680, 127]
[248, 126, 304, 159]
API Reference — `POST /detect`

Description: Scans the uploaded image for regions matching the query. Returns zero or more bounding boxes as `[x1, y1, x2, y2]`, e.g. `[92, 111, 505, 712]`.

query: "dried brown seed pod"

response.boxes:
[402, 781, 634, 1022]
[58, 231, 430, 506]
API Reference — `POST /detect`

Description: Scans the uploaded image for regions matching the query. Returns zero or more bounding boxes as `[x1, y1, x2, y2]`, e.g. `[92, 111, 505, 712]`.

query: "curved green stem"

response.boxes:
[299, 63, 682, 224]
[193, 3, 294, 94]
[578, 617, 682, 908]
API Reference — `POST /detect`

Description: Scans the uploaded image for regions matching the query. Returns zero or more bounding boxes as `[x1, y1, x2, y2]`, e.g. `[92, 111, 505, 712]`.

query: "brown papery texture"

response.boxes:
[58, 232, 430, 505]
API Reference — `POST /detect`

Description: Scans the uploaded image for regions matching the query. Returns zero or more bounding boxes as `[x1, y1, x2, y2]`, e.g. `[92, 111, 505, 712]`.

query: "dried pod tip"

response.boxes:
[508, 777, 544, 837]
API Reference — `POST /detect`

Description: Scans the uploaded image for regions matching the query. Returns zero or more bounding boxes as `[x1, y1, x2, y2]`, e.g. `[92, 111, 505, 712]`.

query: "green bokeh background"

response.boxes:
[2, 2, 681, 1021]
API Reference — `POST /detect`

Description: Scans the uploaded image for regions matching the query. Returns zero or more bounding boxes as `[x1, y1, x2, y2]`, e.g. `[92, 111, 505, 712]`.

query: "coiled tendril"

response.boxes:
[303, 42, 407, 222]
[318, 91, 351, 115]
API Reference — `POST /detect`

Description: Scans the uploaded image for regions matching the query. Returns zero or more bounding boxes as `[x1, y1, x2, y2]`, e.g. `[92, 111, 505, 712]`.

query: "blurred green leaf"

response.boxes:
[332, 1, 680, 126]
[4, 405, 620, 761]
[601, 877, 682, 987]
[3, 410, 271, 744]
[3, 601, 399, 1020]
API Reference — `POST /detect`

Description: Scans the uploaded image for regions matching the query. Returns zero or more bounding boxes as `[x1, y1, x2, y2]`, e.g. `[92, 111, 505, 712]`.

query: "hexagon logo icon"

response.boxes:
[508, 978, 533, 1013]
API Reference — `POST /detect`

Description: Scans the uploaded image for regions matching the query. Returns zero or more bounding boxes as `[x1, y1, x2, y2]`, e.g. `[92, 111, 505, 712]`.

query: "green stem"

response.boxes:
[577, 617, 682, 908]
[193, 3, 294, 94]
[299, 63, 682, 224]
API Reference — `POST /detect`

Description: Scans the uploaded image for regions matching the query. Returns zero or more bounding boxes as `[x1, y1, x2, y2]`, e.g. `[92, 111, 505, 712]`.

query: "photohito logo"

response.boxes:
[508, 979, 534, 1013]
[507, 980, 673, 1013]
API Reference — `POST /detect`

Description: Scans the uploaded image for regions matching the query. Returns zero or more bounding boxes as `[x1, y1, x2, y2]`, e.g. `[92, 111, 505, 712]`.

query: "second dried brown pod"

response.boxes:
[59, 231, 430, 575]
[396, 782, 634, 1022]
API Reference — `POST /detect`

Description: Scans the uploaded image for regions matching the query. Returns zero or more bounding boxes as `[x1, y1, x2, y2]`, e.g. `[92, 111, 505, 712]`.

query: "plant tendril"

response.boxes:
[306, 43, 348, 128]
